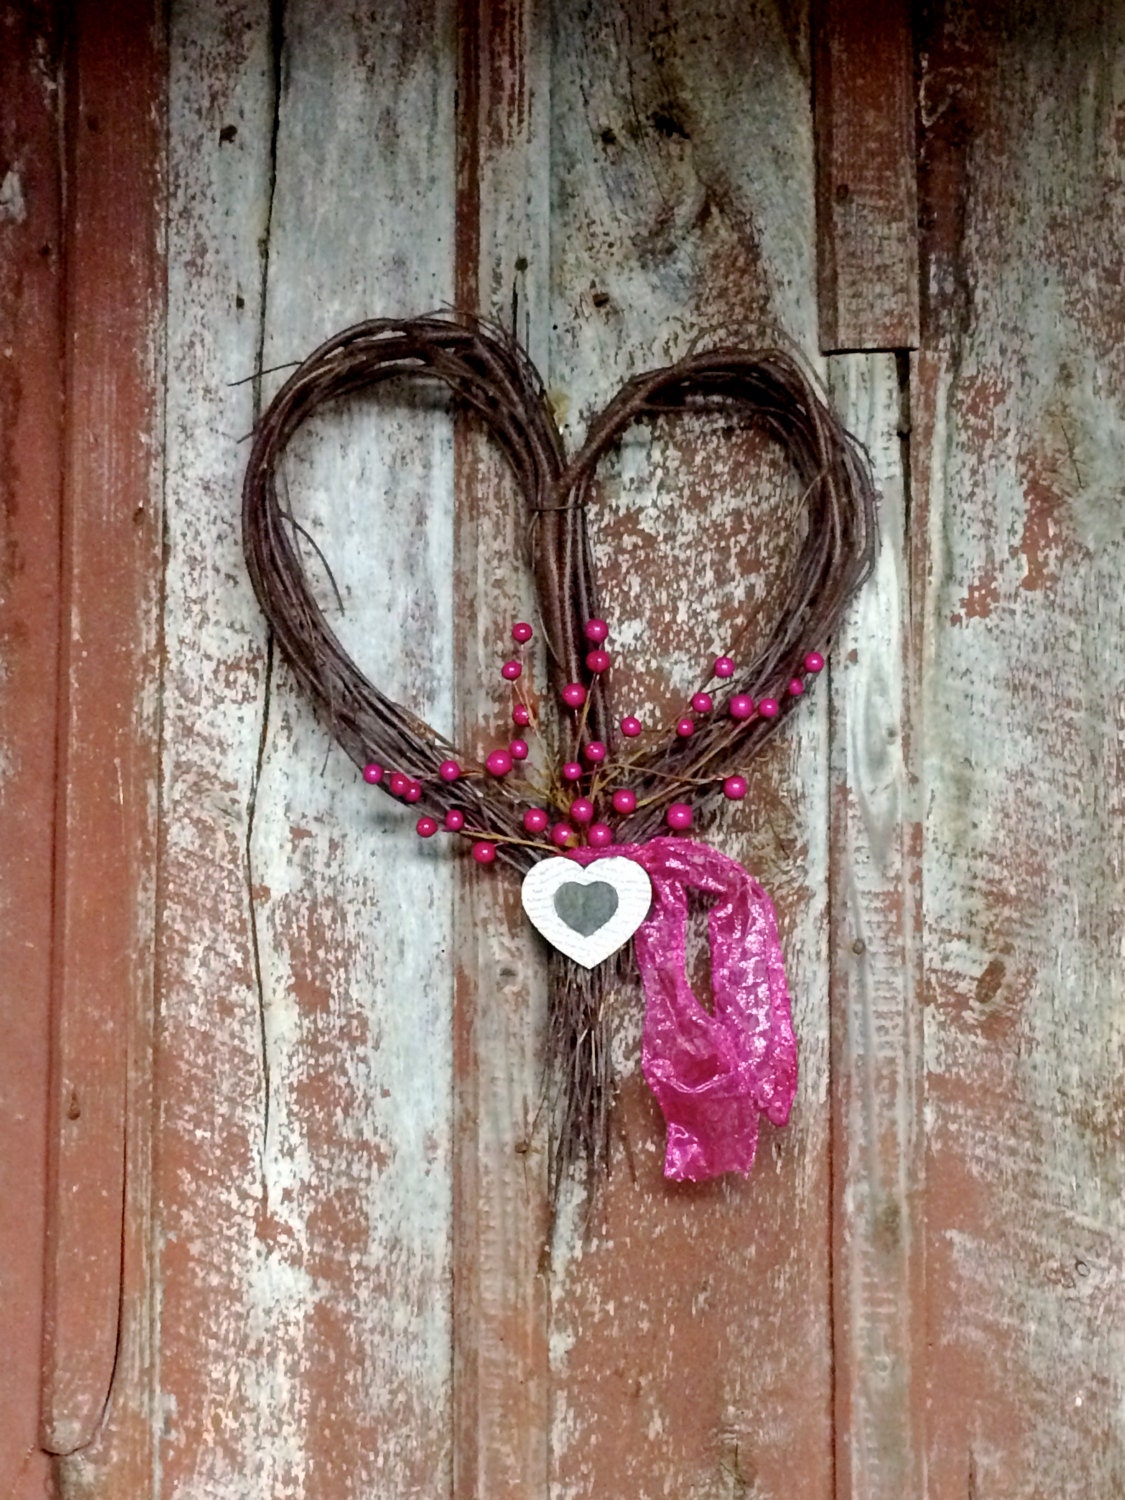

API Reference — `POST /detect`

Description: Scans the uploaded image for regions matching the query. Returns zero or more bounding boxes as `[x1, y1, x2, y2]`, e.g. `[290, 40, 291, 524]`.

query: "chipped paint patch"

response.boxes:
[0, 168, 26, 224]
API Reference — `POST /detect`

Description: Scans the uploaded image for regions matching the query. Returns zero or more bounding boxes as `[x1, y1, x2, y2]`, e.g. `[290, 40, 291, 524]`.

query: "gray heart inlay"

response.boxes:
[553, 880, 619, 937]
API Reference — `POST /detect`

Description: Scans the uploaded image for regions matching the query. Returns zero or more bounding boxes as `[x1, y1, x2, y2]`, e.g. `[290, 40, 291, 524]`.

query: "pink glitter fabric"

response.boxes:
[571, 837, 797, 1181]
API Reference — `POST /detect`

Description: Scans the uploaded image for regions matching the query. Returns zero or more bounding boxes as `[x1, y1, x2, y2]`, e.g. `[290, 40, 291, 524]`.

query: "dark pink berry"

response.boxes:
[666, 802, 693, 830]
[561, 682, 587, 708]
[512, 703, 531, 727]
[404, 781, 422, 803]
[389, 772, 410, 796]
[416, 815, 439, 837]
[509, 739, 529, 760]
[723, 776, 748, 800]
[690, 693, 713, 714]
[714, 656, 735, 678]
[485, 749, 513, 776]
[729, 695, 754, 720]
[612, 788, 636, 814]
[585, 648, 610, 673]
[676, 716, 695, 737]
[759, 697, 780, 718]
[584, 740, 607, 763]
[444, 809, 465, 832]
[587, 823, 613, 848]
[804, 651, 825, 673]
[551, 823, 577, 848]
[501, 659, 522, 681]
[471, 841, 497, 864]
[439, 759, 461, 781]
[523, 808, 549, 834]
[584, 618, 608, 642]
[620, 716, 642, 737]
[362, 762, 384, 784]
[787, 678, 805, 697]
[570, 797, 595, 824]
[562, 761, 583, 781]
[512, 622, 534, 644]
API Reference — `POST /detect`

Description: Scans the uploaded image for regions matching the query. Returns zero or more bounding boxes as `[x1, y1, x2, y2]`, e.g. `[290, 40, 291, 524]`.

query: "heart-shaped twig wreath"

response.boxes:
[242, 312, 876, 1202]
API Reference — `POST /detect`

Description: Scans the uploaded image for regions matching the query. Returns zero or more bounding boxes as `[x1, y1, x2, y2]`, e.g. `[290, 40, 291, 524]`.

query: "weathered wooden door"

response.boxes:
[3, 1, 1124, 1496]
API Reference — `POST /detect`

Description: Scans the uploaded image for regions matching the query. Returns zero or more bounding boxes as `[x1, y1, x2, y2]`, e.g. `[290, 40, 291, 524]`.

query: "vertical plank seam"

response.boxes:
[149, 14, 175, 1480]
[0, 1, 66, 1484]
[43, 5, 117, 1449]
[827, 348, 926, 1499]
[44, 0, 168, 1462]
[244, 0, 286, 1195]
[825, 627, 840, 1500]
[454, 0, 480, 313]
[897, 345, 927, 1500]
[452, 5, 481, 1495]
[902, 346, 931, 1500]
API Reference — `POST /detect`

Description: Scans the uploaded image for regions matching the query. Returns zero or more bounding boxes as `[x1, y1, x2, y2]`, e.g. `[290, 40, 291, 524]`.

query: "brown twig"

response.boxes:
[241, 311, 877, 1198]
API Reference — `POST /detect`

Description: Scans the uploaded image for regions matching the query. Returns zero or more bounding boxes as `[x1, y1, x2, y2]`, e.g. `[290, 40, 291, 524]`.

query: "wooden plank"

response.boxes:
[41, 0, 165, 1462]
[814, 0, 919, 352]
[155, 2, 458, 1494]
[0, 4, 63, 1495]
[545, 5, 836, 1495]
[915, 3, 1125, 1491]
[827, 352, 924, 1498]
[452, 1, 552, 1495]
[155, 6, 288, 1489]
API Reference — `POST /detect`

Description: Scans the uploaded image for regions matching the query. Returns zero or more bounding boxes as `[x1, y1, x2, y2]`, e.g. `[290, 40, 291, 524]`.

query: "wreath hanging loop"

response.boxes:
[242, 310, 877, 1197]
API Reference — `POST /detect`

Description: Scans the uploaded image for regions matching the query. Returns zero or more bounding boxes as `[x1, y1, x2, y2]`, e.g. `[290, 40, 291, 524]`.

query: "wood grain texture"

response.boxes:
[35, 5, 1125, 1494]
[0, 4, 63, 1495]
[155, 2, 457, 1494]
[827, 352, 924, 1498]
[544, 5, 836, 1496]
[155, 5, 290, 1492]
[452, 4, 552, 1493]
[42, 0, 165, 1466]
[814, 0, 919, 352]
[915, 3, 1125, 1493]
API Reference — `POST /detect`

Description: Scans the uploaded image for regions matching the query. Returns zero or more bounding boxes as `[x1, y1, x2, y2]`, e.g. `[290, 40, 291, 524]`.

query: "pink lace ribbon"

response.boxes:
[571, 837, 797, 1182]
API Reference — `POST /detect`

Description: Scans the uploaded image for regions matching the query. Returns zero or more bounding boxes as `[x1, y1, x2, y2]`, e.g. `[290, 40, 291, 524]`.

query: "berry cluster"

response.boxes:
[362, 619, 824, 866]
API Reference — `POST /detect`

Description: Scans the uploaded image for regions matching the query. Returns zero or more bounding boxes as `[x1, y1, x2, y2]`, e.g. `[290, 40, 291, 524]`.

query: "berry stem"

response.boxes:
[457, 827, 557, 855]
[600, 759, 720, 790]
[571, 687, 594, 761]
[513, 680, 540, 737]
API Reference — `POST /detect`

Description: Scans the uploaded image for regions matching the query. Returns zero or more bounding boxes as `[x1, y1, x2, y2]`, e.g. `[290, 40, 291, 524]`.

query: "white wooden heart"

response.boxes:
[520, 856, 652, 969]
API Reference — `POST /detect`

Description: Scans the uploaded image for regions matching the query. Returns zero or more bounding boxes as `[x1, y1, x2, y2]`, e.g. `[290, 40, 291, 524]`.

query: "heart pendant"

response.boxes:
[521, 856, 652, 969]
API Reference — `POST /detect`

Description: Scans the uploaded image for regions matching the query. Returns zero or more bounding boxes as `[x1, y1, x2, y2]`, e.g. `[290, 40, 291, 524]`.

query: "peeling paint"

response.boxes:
[0, 168, 26, 224]
[35, 1, 1125, 1494]
[916, 3, 1125, 1494]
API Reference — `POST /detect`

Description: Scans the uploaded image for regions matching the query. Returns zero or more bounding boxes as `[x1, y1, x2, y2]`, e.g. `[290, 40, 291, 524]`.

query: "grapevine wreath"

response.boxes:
[242, 312, 876, 1200]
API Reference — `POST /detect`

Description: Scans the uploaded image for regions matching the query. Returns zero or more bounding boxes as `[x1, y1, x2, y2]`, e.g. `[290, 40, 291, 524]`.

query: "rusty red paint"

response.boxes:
[814, 0, 920, 351]
[544, 7, 836, 1493]
[0, 4, 64, 1494]
[915, 6, 1125, 1488]
[961, 572, 1000, 619]
[452, 3, 554, 1495]
[40, 0, 165, 1473]
[5, 2, 1117, 1494]
[1015, 470, 1065, 596]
